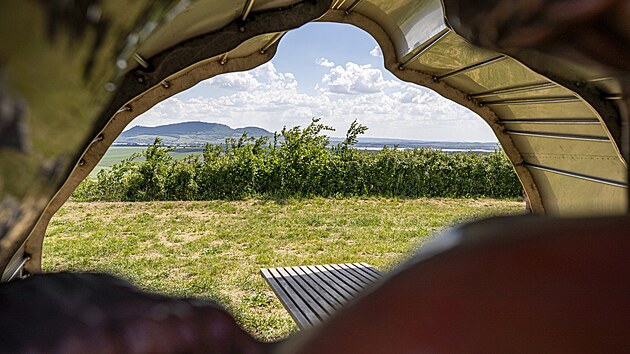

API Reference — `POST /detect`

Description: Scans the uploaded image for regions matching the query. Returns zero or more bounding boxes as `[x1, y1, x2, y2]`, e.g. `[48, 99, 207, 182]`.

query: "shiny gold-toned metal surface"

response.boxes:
[502, 122, 609, 138]
[209, 32, 283, 63]
[446, 58, 553, 94]
[488, 101, 597, 120]
[136, 0, 302, 60]
[528, 169, 627, 215]
[361, 0, 446, 59]
[408, 31, 498, 75]
[477, 87, 575, 101]
[515, 139, 627, 182]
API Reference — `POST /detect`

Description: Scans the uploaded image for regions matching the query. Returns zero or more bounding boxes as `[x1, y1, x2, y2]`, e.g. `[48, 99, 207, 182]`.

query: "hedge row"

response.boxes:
[73, 119, 523, 201]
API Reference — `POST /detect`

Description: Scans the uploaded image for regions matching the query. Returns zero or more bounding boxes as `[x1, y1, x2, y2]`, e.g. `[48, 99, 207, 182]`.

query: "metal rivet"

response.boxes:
[95, 134, 104, 142]
[258, 32, 285, 55]
[104, 82, 116, 92]
[161, 80, 170, 88]
[79, 159, 85, 166]
[117, 105, 132, 113]
[116, 59, 128, 70]
[239, 26, 245, 32]
[137, 76, 145, 84]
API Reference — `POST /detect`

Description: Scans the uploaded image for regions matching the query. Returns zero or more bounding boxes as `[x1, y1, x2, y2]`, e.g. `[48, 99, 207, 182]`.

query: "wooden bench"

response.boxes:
[260, 263, 382, 329]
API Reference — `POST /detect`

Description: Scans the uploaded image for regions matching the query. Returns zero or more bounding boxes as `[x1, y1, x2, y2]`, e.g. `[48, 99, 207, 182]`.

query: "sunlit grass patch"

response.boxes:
[43, 197, 523, 341]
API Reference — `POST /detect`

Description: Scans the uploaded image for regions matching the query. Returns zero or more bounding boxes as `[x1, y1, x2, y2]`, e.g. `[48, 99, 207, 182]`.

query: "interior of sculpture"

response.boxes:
[0, 0, 627, 315]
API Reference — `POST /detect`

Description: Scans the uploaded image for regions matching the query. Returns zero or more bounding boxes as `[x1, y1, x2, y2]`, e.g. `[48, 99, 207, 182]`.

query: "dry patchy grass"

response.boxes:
[43, 197, 523, 341]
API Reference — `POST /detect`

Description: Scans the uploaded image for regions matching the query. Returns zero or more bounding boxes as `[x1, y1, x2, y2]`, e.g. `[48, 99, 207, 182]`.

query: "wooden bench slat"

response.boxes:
[360, 262, 383, 276]
[337, 263, 376, 285]
[347, 263, 381, 283]
[310, 265, 361, 297]
[260, 268, 311, 327]
[299, 265, 355, 303]
[327, 264, 371, 289]
[289, 266, 345, 311]
[304, 265, 366, 302]
[261, 263, 382, 329]
[267, 267, 320, 328]
[318, 265, 364, 294]
[276, 267, 332, 321]
[331, 265, 370, 291]
[350, 263, 381, 281]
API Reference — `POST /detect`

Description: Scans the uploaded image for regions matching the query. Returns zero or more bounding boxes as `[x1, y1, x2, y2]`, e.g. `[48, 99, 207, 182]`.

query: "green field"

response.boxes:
[43, 198, 524, 341]
[90, 146, 204, 177]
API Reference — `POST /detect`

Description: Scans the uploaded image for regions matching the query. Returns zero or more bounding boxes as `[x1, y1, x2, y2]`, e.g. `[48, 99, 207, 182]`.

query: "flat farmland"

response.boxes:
[90, 146, 204, 177]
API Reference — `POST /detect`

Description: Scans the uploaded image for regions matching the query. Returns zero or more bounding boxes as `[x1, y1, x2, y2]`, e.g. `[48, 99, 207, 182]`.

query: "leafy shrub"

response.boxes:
[73, 119, 523, 201]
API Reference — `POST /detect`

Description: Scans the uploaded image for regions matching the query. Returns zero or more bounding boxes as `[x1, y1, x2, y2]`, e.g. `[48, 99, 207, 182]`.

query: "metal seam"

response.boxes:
[398, 28, 450, 70]
[525, 163, 627, 188]
[506, 130, 610, 142]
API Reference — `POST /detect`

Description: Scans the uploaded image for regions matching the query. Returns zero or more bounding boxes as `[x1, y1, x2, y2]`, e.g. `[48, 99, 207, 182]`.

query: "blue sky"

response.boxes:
[134, 23, 497, 142]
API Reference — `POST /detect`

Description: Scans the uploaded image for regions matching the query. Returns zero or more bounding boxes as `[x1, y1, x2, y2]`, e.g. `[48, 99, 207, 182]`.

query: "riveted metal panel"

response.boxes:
[528, 169, 627, 215]
[445, 58, 552, 94]
[362, 0, 446, 59]
[137, 1, 302, 60]
[512, 136, 627, 183]
[502, 122, 609, 138]
[406, 31, 497, 75]
[489, 101, 597, 120]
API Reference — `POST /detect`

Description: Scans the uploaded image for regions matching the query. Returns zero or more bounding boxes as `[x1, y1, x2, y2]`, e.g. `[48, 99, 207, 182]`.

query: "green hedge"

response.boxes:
[73, 119, 523, 201]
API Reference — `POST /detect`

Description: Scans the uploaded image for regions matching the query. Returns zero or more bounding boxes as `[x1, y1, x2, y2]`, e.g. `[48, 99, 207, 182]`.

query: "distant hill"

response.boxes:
[114, 121, 500, 152]
[115, 121, 273, 146]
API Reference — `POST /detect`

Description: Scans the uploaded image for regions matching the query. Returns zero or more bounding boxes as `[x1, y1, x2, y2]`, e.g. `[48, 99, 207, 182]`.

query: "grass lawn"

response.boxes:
[43, 197, 523, 341]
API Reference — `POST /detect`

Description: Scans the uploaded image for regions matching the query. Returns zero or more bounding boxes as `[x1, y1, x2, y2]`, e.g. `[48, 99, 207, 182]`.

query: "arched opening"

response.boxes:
[129, 23, 498, 143]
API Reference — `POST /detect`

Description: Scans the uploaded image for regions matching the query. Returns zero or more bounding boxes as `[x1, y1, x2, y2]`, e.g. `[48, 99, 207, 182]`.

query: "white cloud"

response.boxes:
[369, 45, 382, 57]
[252, 62, 298, 90]
[204, 62, 297, 91]
[319, 62, 397, 95]
[315, 57, 335, 68]
[134, 61, 494, 141]
[204, 71, 260, 91]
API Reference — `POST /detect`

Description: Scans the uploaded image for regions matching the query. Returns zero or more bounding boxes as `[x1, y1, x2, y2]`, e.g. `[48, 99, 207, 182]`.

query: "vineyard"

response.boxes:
[73, 119, 523, 201]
